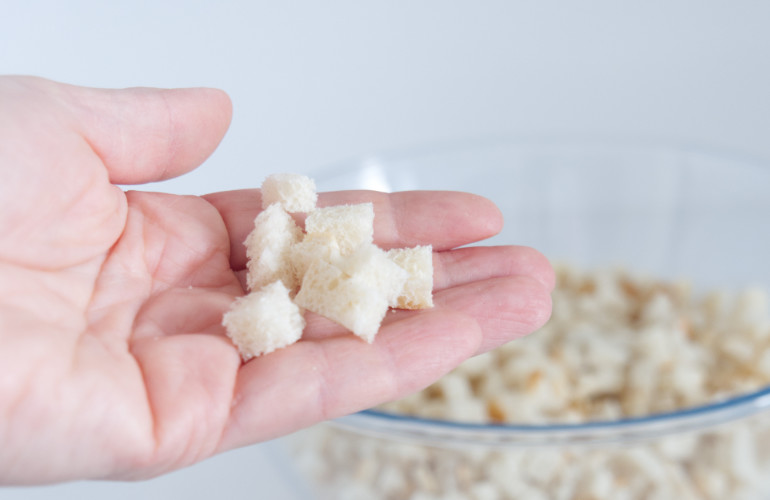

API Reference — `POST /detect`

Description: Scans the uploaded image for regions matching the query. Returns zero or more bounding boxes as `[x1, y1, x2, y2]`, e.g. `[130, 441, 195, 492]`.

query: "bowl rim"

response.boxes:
[331, 385, 770, 448]
[315, 137, 770, 447]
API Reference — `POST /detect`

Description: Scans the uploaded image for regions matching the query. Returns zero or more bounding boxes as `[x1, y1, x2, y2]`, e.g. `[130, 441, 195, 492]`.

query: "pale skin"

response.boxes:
[0, 76, 554, 485]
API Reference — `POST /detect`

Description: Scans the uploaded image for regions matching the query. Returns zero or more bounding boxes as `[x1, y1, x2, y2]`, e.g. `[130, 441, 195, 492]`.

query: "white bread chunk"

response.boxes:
[337, 244, 408, 307]
[288, 232, 342, 284]
[261, 173, 318, 213]
[294, 257, 392, 343]
[304, 203, 374, 255]
[222, 281, 306, 360]
[387, 245, 434, 309]
[245, 203, 303, 292]
[226, 173, 436, 352]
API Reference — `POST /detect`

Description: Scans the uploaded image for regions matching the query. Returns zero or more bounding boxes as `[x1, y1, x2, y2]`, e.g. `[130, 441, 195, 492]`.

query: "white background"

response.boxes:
[2, 1, 769, 498]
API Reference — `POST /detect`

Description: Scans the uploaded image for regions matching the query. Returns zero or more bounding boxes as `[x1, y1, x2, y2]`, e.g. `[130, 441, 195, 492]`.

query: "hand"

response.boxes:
[0, 76, 554, 484]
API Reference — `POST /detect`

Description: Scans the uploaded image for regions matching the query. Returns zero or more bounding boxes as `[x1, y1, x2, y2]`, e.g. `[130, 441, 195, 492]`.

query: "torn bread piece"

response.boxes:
[294, 257, 395, 344]
[304, 203, 374, 256]
[225, 173, 436, 356]
[337, 244, 409, 307]
[387, 245, 434, 309]
[222, 281, 306, 361]
[261, 173, 318, 213]
[288, 232, 342, 284]
[245, 203, 303, 292]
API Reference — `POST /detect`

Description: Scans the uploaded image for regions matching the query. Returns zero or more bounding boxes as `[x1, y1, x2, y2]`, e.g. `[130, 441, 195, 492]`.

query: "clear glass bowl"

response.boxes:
[287, 139, 770, 500]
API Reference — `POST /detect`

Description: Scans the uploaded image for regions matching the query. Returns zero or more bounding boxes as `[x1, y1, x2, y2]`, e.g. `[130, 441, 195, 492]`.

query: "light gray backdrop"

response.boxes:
[2, 1, 769, 498]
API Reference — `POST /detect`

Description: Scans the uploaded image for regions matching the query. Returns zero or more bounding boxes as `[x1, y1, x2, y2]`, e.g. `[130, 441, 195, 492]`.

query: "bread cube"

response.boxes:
[294, 257, 391, 343]
[304, 203, 374, 255]
[222, 281, 306, 360]
[336, 244, 408, 307]
[261, 173, 318, 213]
[229, 173, 436, 350]
[288, 232, 342, 284]
[387, 245, 434, 309]
[245, 203, 303, 292]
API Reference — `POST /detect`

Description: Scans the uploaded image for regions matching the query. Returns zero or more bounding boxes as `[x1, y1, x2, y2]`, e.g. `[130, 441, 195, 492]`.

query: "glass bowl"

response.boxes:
[287, 139, 770, 500]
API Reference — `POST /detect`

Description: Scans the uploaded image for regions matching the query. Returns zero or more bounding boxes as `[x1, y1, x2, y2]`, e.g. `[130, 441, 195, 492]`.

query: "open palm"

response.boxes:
[0, 77, 553, 484]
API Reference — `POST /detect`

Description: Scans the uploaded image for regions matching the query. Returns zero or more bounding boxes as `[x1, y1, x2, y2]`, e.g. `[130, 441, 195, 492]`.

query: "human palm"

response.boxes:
[0, 77, 553, 484]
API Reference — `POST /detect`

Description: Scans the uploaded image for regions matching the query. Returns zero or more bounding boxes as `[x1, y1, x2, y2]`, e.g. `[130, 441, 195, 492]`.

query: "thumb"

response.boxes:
[64, 79, 233, 185]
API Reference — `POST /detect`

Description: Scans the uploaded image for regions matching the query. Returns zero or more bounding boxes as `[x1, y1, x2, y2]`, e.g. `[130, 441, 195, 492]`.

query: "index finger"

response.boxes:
[202, 189, 503, 271]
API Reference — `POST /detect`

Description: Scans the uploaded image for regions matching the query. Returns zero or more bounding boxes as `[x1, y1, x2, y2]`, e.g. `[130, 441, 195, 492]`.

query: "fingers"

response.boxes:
[216, 310, 482, 450]
[56, 77, 232, 185]
[432, 275, 553, 355]
[203, 189, 504, 270]
[216, 272, 552, 451]
[433, 245, 555, 292]
[0, 75, 231, 184]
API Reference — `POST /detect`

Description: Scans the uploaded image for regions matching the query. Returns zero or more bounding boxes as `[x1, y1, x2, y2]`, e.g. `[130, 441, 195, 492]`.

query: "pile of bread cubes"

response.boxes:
[222, 173, 434, 360]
